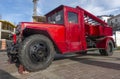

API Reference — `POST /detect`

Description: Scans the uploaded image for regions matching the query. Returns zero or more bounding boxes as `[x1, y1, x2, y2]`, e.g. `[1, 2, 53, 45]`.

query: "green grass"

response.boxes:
[117, 46, 120, 50]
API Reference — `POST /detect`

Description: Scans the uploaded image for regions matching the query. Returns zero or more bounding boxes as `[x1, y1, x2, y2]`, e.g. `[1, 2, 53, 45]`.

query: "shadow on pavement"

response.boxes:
[54, 53, 120, 70]
[107, 56, 120, 60]
[69, 57, 120, 70]
[54, 54, 79, 61]
[0, 69, 18, 79]
[54, 52, 99, 61]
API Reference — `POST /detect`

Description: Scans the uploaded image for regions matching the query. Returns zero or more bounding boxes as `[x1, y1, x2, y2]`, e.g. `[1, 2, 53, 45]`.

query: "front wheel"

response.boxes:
[18, 34, 55, 72]
[99, 40, 114, 56]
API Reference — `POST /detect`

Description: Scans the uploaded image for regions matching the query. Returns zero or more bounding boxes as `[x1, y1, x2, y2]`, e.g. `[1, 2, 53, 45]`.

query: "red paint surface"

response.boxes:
[13, 34, 17, 44]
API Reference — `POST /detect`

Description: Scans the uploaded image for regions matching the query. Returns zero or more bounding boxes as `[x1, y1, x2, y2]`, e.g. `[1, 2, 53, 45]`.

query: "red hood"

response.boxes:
[21, 22, 64, 30]
[21, 22, 65, 41]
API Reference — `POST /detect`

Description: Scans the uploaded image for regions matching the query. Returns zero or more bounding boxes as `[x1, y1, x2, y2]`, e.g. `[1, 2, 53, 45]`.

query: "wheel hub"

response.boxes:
[29, 42, 49, 63]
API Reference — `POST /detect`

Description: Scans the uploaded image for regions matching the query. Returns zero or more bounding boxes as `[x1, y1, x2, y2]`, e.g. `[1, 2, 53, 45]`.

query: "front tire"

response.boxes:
[18, 34, 55, 72]
[99, 40, 114, 56]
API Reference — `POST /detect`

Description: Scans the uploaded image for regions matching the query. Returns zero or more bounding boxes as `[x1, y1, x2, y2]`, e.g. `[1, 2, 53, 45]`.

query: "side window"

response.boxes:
[47, 10, 64, 24]
[68, 12, 78, 23]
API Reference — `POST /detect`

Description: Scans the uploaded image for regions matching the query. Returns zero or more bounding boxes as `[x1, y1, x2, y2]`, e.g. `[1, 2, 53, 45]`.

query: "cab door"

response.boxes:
[65, 8, 82, 52]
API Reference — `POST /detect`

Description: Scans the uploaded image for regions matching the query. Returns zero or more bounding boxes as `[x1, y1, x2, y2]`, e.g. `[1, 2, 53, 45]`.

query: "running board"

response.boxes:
[86, 48, 100, 51]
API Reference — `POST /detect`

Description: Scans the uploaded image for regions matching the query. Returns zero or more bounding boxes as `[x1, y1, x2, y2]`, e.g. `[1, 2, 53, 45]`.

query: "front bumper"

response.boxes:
[6, 40, 19, 54]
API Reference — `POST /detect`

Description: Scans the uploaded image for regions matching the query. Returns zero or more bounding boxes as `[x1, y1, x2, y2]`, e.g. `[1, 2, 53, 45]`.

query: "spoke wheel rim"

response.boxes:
[29, 41, 50, 64]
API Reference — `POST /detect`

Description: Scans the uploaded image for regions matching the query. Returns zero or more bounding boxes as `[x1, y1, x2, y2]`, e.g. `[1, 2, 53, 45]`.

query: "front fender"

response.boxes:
[23, 26, 67, 53]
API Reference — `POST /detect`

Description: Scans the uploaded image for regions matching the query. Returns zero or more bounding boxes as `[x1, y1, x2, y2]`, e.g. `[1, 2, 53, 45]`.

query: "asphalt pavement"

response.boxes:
[0, 50, 120, 79]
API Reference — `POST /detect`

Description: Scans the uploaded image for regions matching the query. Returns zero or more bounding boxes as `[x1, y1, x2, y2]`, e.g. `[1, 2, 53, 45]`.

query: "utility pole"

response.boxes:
[33, 0, 39, 16]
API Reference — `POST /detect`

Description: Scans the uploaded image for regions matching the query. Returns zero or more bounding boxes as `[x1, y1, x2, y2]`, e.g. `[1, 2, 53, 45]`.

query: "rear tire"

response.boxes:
[99, 40, 114, 56]
[18, 34, 55, 72]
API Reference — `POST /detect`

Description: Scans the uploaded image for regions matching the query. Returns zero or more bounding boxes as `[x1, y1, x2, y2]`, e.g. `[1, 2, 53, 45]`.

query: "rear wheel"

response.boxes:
[99, 40, 114, 56]
[18, 34, 55, 72]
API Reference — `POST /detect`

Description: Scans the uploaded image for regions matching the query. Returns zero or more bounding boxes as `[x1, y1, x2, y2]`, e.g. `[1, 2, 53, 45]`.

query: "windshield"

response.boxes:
[47, 10, 64, 24]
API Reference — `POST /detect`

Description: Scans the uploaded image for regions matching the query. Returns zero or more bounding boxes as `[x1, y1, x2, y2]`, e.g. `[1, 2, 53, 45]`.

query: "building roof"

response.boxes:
[108, 14, 120, 20]
[98, 15, 111, 17]
[0, 20, 16, 28]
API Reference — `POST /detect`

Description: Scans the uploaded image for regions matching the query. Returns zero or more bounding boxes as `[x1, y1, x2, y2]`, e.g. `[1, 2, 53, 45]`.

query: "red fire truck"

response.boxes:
[7, 5, 115, 72]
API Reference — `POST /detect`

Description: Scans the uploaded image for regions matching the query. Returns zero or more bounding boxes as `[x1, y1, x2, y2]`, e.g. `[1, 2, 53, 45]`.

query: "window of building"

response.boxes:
[115, 19, 117, 22]
[68, 12, 78, 24]
[111, 21, 113, 26]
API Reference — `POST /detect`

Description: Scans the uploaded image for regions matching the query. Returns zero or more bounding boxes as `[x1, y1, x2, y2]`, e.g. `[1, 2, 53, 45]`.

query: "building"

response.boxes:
[108, 14, 120, 31]
[97, 15, 113, 23]
[0, 20, 16, 39]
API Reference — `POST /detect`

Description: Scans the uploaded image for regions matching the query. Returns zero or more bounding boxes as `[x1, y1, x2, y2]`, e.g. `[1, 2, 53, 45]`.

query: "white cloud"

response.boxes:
[37, 0, 44, 15]
[102, 0, 120, 8]
[1, 0, 120, 23]
[70, 0, 120, 15]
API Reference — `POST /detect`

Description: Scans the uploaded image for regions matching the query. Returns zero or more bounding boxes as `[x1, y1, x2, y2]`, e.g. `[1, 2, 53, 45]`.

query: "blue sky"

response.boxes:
[0, 0, 120, 24]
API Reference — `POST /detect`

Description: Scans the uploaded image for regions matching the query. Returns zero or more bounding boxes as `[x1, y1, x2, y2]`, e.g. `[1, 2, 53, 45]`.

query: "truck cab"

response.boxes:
[45, 5, 87, 52]
[7, 5, 115, 72]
